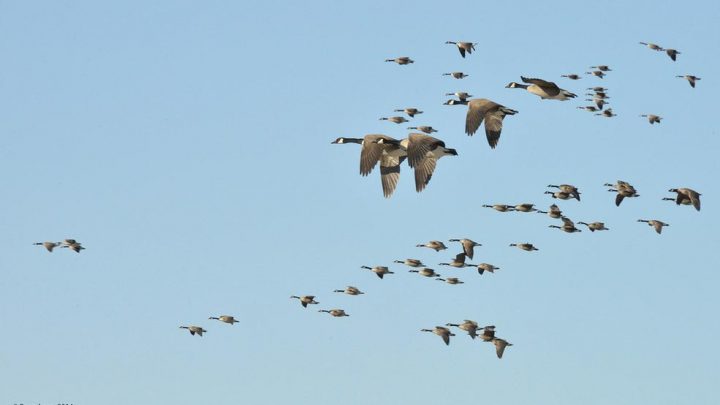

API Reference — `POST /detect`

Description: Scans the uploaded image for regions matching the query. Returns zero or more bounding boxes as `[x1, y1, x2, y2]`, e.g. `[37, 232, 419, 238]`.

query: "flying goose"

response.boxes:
[547, 184, 580, 201]
[595, 108, 616, 117]
[394, 107, 423, 117]
[209, 315, 238, 324]
[514, 203, 537, 213]
[361, 265, 394, 279]
[586, 70, 605, 79]
[491, 338, 513, 359]
[476, 263, 500, 275]
[443, 72, 469, 79]
[587, 98, 609, 110]
[587, 91, 609, 99]
[510, 243, 538, 251]
[61, 241, 85, 253]
[421, 326, 455, 345]
[606, 181, 639, 206]
[448, 238, 481, 259]
[409, 268, 441, 277]
[639, 42, 664, 51]
[677, 75, 701, 88]
[668, 188, 701, 211]
[640, 114, 662, 124]
[549, 217, 582, 233]
[590, 65, 612, 72]
[445, 92, 472, 101]
[393, 258, 424, 268]
[33, 241, 61, 252]
[439, 253, 476, 268]
[545, 190, 572, 200]
[407, 126, 438, 134]
[445, 41, 476, 58]
[443, 98, 469, 106]
[577, 221, 609, 232]
[506, 77, 577, 100]
[446, 320, 480, 339]
[290, 295, 319, 308]
[537, 204, 563, 218]
[464, 98, 518, 149]
[379, 116, 409, 124]
[479, 325, 496, 342]
[577, 106, 600, 112]
[179, 325, 207, 336]
[435, 277, 464, 284]
[334, 286, 364, 295]
[405, 133, 458, 192]
[663, 197, 691, 205]
[416, 240, 448, 251]
[385, 57, 413, 65]
[588, 86, 608, 92]
[482, 204, 515, 212]
[332, 135, 407, 198]
[638, 219, 669, 234]
[319, 309, 349, 317]
[665, 48, 681, 61]
[561, 74, 581, 80]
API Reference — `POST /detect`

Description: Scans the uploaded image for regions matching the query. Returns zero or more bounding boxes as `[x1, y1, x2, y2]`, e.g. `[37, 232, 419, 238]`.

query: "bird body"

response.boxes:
[677, 75, 700, 88]
[180, 325, 207, 336]
[362, 265, 394, 279]
[409, 268, 440, 277]
[446, 320, 480, 339]
[640, 114, 662, 124]
[394, 107, 423, 117]
[446, 41, 476, 58]
[416, 240, 448, 251]
[506, 77, 577, 100]
[510, 243, 538, 251]
[443, 72, 469, 79]
[448, 238, 481, 259]
[439, 253, 476, 268]
[464, 98, 518, 149]
[385, 57, 413, 65]
[319, 309, 349, 317]
[476, 263, 500, 275]
[334, 286, 364, 295]
[421, 326, 455, 345]
[34, 241, 61, 252]
[483, 204, 515, 212]
[669, 188, 701, 211]
[290, 295, 319, 308]
[578, 221, 609, 232]
[209, 315, 238, 324]
[638, 219, 669, 234]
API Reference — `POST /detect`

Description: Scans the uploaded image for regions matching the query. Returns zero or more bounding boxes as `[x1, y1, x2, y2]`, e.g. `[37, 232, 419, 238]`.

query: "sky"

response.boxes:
[1, 0, 719, 404]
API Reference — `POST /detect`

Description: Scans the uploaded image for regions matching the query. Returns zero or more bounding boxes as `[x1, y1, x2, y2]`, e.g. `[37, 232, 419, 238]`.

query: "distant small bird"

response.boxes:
[545, 190, 572, 200]
[361, 265, 394, 279]
[407, 125, 437, 134]
[577, 106, 600, 112]
[537, 203, 563, 218]
[479, 326, 496, 342]
[290, 295, 319, 308]
[547, 184, 581, 201]
[549, 217, 582, 233]
[668, 188, 701, 211]
[319, 309, 349, 317]
[439, 253, 476, 268]
[379, 116, 408, 124]
[506, 76, 577, 100]
[577, 221, 609, 232]
[561, 74, 581, 80]
[33, 241, 61, 252]
[333, 286, 364, 295]
[638, 219, 669, 234]
[665, 48, 681, 61]
[409, 268, 441, 278]
[394, 107, 423, 117]
[606, 180, 639, 206]
[179, 325, 207, 336]
[491, 338, 513, 359]
[446, 320, 481, 339]
[514, 203, 537, 212]
[416, 240, 448, 251]
[435, 277, 464, 285]
[421, 326, 455, 345]
[209, 315, 238, 324]
[448, 238, 482, 259]
[587, 87, 608, 92]
[590, 65, 612, 72]
[482, 204, 515, 212]
[385, 57, 413, 65]
[445, 92, 473, 101]
[393, 259, 424, 268]
[445, 41, 476, 58]
[595, 108, 616, 117]
[586, 98, 609, 110]
[509, 243, 538, 251]
[476, 263, 500, 275]
[640, 114, 662, 124]
[464, 98, 518, 149]
[443, 72, 469, 79]
[639, 42, 664, 51]
[676, 75, 701, 88]
[586, 70, 605, 79]
[443, 98, 468, 106]
[61, 241, 85, 253]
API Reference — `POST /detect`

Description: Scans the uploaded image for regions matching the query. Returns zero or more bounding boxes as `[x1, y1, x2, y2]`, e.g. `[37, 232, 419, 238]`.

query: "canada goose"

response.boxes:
[577, 106, 600, 112]
[545, 190, 572, 200]
[663, 197, 691, 205]
[61, 241, 85, 253]
[595, 108, 616, 117]
[561, 74, 581, 80]
[407, 126, 437, 134]
[606, 181, 639, 206]
[443, 98, 469, 106]
[333, 286, 364, 295]
[464, 98, 518, 149]
[290, 295, 319, 308]
[587, 86, 608, 92]
[319, 309, 349, 317]
[549, 217, 582, 233]
[640, 114, 662, 124]
[479, 325, 496, 342]
[668, 188, 701, 211]
[482, 204, 515, 212]
[514, 203, 537, 212]
[421, 326, 455, 345]
[445, 41, 476, 58]
[665, 48, 681, 61]
[587, 91, 609, 99]
[446, 320, 480, 339]
[506, 77, 577, 100]
[586, 98, 609, 110]
[577, 221, 609, 232]
[547, 184, 581, 201]
[445, 92, 472, 101]
[639, 42, 664, 51]
[179, 325, 207, 336]
[33, 241, 61, 252]
[439, 253, 476, 268]
[394, 107, 423, 117]
[591, 65, 612, 72]
[638, 219, 669, 234]
[405, 133, 458, 192]
[537, 204, 563, 218]
[448, 238, 482, 259]
[416, 240, 448, 251]
[332, 134, 407, 198]
[393, 258, 424, 268]
[677, 75, 701, 88]
[443, 72, 469, 79]
[385, 57, 413, 65]
[476, 263, 500, 275]
[586, 70, 605, 79]
[491, 338, 513, 359]
[379, 116, 409, 124]
[435, 277, 464, 285]
[510, 243, 538, 251]
[209, 315, 238, 324]
[361, 265, 394, 279]
[409, 268, 440, 277]
[61, 238, 78, 245]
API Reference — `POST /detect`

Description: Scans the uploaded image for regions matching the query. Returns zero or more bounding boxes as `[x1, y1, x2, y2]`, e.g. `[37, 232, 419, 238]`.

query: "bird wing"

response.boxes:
[454, 252, 467, 263]
[413, 155, 437, 192]
[442, 332, 451, 345]
[653, 222, 663, 234]
[407, 133, 441, 168]
[465, 99, 492, 136]
[359, 135, 388, 176]
[683, 189, 701, 211]
[484, 109, 506, 149]
[380, 153, 402, 198]
[615, 193, 625, 207]
[495, 340, 507, 358]
[458, 47, 466, 58]
[462, 240, 474, 259]
[521, 76, 560, 96]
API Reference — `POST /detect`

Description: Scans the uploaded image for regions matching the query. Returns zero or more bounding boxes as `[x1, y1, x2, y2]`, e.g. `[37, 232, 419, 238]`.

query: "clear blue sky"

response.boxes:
[1, 1, 718, 404]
